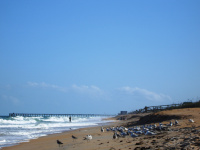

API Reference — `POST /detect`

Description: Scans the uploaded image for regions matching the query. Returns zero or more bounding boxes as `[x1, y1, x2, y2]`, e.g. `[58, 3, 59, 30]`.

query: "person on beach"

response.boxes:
[69, 116, 72, 122]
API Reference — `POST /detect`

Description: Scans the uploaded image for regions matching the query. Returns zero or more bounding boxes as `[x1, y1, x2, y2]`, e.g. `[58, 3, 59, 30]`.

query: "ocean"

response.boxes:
[0, 115, 112, 149]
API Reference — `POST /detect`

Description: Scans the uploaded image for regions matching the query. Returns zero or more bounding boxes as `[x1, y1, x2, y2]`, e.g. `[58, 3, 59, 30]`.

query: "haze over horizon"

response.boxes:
[0, 0, 200, 115]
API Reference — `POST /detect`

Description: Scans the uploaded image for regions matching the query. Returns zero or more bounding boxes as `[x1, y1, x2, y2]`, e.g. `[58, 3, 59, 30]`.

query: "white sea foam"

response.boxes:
[0, 115, 112, 148]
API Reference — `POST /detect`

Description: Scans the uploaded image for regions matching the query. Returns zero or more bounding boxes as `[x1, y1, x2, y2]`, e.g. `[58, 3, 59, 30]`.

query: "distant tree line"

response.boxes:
[170, 100, 200, 109]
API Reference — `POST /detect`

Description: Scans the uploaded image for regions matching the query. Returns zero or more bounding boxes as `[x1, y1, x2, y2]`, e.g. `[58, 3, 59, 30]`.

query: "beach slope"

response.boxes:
[2, 108, 200, 150]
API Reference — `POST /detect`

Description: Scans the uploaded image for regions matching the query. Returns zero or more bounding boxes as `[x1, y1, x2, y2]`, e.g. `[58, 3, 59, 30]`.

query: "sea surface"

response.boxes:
[0, 115, 112, 149]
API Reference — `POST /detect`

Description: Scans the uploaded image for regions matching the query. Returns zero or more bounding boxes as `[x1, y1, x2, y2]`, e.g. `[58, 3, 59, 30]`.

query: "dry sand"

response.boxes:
[2, 108, 200, 150]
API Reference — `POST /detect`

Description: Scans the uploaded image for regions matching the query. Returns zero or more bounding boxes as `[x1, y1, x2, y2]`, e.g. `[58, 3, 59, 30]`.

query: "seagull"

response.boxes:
[131, 133, 138, 137]
[134, 126, 141, 131]
[112, 126, 116, 131]
[135, 130, 143, 134]
[167, 121, 173, 126]
[189, 119, 194, 123]
[113, 132, 118, 139]
[106, 128, 110, 131]
[57, 140, 63, 147]
[147, 125, 153, 130]
[101, 127, 104, 132]
[120, 131, 127, 137]
[142, 128, 149, 132]
[126, 131, 130, 136]
[84, 135, 92, 142]
[145, 131, 156, 135]
[175, 120, 179, 125]
[72, 135, 78, 141]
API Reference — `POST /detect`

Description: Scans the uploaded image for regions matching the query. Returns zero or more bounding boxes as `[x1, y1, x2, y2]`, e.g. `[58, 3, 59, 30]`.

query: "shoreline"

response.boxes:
[2, 108, 200, 150]
[1, 118, 119, 150]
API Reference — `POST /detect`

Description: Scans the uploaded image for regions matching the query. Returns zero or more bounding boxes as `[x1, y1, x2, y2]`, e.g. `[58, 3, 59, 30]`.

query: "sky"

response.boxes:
[0, 0, 200, 115]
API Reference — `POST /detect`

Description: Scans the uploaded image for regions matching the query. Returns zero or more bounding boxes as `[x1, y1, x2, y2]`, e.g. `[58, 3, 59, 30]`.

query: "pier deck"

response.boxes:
[9, 113, 113, 117]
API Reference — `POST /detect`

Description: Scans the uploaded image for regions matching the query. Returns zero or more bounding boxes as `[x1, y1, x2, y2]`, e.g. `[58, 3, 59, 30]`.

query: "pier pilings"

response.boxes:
[9, 113, 113, 117]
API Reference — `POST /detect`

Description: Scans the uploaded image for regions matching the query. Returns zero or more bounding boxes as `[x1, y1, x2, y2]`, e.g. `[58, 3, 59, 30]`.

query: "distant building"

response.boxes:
[119, 111, 127, 115]
[182, 102, 193, 105]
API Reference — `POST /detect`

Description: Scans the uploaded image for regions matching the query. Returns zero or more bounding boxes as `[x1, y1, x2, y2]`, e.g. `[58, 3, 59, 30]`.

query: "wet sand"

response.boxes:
[2, 108, 200, 150]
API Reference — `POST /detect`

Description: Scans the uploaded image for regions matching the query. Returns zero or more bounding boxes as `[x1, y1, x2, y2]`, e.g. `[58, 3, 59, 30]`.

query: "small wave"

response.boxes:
[0, 140, 6, 144]
[0, 116, 112, 148]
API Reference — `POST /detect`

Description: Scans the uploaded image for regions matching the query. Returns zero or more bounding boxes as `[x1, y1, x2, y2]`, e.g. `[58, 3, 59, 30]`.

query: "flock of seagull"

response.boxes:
[105, 119, 181, 140]
[56, 119, 195, 147]
[57, 134, 92, 147]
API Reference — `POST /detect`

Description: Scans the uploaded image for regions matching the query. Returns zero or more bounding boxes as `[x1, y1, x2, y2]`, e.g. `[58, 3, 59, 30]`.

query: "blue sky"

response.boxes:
[0, 0, 200, 115]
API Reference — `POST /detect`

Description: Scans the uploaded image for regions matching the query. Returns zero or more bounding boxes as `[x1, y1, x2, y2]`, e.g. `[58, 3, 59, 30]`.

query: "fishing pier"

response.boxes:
[9, 113, 113, 117]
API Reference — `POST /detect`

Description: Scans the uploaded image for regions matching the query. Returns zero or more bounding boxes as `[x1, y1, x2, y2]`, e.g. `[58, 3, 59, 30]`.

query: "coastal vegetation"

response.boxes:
[129, 98, 200, 114]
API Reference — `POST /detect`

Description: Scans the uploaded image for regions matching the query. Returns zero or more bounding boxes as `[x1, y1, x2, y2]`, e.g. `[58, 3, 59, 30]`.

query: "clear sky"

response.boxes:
[0, 0, 200, 115]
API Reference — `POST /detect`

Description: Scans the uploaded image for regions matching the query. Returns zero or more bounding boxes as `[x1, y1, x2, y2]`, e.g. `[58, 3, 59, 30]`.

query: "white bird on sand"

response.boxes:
[131, 133, 138, 137]
[101, 127, 104, 132]
[83, 135, 92, 142]
[148, 125, 154, 130]
[134, 126, 141, 131]
[106, 128, 110, 131]
[145, 131, 156, 135]
[189, 119, 194, 123]
[120, 131, 127, 137]
[135, 130, 143, 134]
[175, 120, 179, 125]
[112, 126, 116, 131]
[167, 121, 173, 126]
[142, 128, 149, 133]
[158, 123, 163, 130]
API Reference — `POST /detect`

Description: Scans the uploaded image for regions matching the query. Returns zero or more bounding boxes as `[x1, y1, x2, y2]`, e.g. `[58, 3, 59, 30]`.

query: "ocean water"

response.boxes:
[0, 115, 112, 149]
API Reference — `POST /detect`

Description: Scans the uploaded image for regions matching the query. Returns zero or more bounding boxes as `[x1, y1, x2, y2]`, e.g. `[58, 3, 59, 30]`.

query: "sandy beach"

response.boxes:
[2, 108, 200, 150]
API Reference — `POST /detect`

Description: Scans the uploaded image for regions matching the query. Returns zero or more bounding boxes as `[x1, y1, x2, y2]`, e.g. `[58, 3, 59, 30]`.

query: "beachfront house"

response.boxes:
[119, 111, 127, 115]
